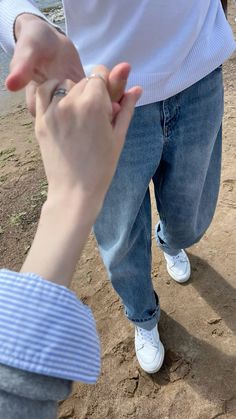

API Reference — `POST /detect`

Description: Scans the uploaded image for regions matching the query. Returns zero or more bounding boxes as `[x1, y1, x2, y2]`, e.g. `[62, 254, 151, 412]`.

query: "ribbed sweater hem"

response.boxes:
[128, 35, 236, 106]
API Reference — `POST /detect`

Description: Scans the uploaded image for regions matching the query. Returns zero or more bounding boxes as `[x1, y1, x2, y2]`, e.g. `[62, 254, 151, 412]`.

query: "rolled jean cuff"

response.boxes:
[155, 223, 180, 256]
[125, 292, 161, 331]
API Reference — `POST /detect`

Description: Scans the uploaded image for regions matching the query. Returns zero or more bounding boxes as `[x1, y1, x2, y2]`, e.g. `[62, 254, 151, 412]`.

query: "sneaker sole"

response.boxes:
[136, 341, 165, 374]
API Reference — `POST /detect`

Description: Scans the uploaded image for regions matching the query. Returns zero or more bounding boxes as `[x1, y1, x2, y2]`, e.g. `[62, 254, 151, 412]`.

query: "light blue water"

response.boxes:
[0, 0, 62, 95]
[36, 0, 59, 7]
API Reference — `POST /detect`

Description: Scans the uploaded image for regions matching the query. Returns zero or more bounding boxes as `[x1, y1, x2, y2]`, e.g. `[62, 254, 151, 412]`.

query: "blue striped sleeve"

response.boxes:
[0, 269, 101, 383]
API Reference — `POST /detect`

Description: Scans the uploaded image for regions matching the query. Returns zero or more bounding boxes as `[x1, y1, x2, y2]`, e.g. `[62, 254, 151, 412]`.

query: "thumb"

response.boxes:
[113, 86, 142, 148]
[5, 44, 36, 91]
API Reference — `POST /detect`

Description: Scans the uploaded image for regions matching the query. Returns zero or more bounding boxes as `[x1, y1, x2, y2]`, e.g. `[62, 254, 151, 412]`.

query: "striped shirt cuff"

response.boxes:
[0, 269, 101, 383]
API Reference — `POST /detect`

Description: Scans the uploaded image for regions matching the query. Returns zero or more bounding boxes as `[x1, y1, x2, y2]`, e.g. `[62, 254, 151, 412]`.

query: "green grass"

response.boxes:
[0, 147, 16, 161]
[9, 212, 27, 226]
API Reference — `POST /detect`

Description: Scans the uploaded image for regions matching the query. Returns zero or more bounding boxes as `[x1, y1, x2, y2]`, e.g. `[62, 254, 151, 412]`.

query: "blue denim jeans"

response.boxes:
[94, 67, 224, 330]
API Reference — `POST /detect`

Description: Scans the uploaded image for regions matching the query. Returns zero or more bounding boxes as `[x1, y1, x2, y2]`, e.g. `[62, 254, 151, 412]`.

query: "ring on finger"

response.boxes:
[52, 88, 68, 98]
[86, 73, 106, 85]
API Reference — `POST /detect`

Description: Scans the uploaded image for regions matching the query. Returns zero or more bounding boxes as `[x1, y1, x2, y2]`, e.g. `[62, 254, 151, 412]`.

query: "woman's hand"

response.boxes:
[35, 64, 142, 221]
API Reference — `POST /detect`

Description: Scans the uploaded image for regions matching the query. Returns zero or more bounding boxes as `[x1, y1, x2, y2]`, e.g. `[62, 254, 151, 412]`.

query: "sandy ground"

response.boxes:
[0, 6, 235, 419]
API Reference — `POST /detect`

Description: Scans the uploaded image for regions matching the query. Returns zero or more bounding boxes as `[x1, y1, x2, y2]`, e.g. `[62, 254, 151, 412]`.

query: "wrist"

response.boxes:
[42, 191, 101, 229]
[14, 13, 61, 41]
[22, 193, 98, 286]
[14, 13, 41, 40]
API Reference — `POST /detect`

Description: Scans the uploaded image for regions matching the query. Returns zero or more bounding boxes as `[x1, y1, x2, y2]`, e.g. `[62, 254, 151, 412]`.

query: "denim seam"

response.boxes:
[163, 102, 180, 141]
[139, 192, 151, 260]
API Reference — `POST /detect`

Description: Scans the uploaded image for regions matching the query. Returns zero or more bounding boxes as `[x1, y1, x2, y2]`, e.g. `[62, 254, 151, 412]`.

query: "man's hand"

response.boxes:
[6, 13, 131, 115]
[6, 13, 84, 114]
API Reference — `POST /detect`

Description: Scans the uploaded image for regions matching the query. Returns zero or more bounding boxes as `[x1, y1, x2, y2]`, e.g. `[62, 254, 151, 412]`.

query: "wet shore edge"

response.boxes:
[42, 4, 64, 24]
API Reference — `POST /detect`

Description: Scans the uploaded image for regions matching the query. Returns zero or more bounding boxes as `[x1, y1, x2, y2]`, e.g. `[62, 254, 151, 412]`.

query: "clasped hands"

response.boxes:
[7, 14, 141, 217]
[35, 64, 142, 221]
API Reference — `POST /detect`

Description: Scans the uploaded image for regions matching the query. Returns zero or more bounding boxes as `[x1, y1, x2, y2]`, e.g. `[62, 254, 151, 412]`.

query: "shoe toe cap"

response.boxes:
[136, 342, 165, 373]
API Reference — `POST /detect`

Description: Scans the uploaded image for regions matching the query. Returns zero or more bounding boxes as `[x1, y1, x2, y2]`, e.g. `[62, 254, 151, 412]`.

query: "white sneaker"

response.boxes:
[135, 325, 165, 374]
[164, 249, 191, 283]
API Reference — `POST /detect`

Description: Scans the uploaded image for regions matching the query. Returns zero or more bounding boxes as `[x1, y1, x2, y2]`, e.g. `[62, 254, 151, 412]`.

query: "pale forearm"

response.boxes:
[21, 195, 99, 287]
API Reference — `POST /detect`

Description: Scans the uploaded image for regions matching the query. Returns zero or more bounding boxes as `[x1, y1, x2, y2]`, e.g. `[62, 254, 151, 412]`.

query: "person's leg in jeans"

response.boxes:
[95, 103, 163, 330]
[154, 66, 223, 273]
[94, 103, 166, 373]
[95, 67, 223, 373]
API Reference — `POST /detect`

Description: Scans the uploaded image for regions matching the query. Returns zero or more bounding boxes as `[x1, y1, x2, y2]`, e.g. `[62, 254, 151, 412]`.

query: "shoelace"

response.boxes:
[137, 327, 155, 345]
[172, 253, 187, 264]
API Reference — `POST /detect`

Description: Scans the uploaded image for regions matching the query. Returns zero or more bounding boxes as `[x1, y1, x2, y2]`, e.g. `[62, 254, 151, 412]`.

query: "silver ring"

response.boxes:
[52, 88, 68, 97]
[86, 73, 106, 85]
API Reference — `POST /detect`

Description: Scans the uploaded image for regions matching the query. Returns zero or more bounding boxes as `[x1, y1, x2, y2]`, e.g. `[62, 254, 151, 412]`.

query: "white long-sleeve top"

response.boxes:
[0, 0, 235, 105]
